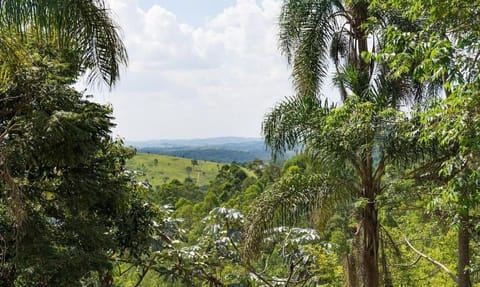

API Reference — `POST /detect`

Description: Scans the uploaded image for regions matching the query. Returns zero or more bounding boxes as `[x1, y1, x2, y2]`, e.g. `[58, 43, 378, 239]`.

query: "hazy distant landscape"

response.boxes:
[126, 137, 295, 163]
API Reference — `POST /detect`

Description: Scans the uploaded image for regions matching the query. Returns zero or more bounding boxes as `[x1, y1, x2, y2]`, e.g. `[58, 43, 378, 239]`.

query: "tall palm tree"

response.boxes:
[246, 81, 412, 287]
[0, 0, 127, 87]
[243, 1, 426, 286]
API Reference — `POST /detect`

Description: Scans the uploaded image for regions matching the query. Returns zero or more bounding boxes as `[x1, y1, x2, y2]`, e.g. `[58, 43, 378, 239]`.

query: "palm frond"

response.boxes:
[262, 94, 328, 157]
[329, 30, 349, 68]
[279, 0, 342, 96]
[369, 62, 443, 109]
[0, 0, 127, 87]
[372, 9, 445, 107]
[242, 172, 353, 261]
[333, 64, 370, 99]
[68, 0, 128, 87]
[0, 32, 30, 84]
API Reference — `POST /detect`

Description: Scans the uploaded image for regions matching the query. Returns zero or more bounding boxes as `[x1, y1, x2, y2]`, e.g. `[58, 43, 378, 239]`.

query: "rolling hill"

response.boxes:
[126, 153, 222, 189]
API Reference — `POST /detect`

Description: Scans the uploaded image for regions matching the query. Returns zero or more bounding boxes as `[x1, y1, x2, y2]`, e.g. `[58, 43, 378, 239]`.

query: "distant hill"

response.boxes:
[139, 147, 269, 163]
[126, 137, 263, 148]
[126, 137, 294, 163]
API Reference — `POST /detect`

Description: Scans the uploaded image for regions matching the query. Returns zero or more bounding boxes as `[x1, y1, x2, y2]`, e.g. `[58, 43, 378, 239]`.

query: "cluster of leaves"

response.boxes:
[114, 154, 352, 286]
[0, 43, 170, 286]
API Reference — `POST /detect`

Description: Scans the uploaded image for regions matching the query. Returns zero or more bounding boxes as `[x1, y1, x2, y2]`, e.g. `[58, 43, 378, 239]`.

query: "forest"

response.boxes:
[0, 0, 479, 286]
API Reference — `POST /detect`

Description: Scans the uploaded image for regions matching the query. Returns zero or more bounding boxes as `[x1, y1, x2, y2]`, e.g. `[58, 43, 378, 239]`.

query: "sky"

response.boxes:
[83, 0, 334, 141]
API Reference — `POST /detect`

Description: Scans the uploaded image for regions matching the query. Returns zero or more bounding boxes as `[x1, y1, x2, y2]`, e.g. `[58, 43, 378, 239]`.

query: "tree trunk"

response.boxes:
[361, 201, 379, 287]
[457, 203, 471, 287]
[101, 272, 113, 287]
[350, 1, 369, 72]
[380, 231, 394, 287]
[345, 253, 359, 287]
[356, 150, 380, 287]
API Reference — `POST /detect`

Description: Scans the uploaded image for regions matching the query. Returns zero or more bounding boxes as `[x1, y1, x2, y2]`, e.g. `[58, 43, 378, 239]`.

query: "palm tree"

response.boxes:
[246, 83, 413, 287]
[279, 0, 370, 100]
[243, 1, 426, 286]
[0, 0, 127, 87]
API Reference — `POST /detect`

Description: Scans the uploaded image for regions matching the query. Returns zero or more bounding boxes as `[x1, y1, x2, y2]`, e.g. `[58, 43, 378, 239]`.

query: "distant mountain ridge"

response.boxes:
[126, 137, 263, 148]
[125, 137, 294, 163]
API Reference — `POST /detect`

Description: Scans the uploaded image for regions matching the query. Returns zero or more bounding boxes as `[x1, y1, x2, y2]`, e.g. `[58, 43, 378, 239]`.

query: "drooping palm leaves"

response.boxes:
[243, 171, 356, 261]
[248, 83, 410, 286]
[279, 0, 343, 97]
[262, 95, 330, 155]
[0, 0, 127, 87]
[280, 0, 374, 98]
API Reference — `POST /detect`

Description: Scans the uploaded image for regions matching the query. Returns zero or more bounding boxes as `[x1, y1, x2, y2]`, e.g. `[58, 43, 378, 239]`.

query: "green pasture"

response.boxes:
[126, 153, 223, 188]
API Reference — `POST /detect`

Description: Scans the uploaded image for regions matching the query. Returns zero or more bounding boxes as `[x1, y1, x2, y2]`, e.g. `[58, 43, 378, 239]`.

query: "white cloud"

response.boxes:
[91, 0, 294, 140]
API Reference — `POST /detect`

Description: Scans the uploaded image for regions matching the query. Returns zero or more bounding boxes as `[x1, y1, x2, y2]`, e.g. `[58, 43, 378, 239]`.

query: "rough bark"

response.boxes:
[352, 200, 380, 287]
[350, 1, 369, 72]
[355, 150, 380, 287]
[361, 201, 379, 287]
[345, 253, 359, 287]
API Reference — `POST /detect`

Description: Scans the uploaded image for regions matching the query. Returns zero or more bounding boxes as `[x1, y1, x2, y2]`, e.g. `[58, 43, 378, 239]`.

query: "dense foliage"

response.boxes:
[2, 0, 480, 286]
[0, 50, 163, 287]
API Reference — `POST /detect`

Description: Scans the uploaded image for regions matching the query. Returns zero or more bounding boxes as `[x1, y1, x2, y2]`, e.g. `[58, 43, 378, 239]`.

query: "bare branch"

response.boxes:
[403, 234, 459, 284]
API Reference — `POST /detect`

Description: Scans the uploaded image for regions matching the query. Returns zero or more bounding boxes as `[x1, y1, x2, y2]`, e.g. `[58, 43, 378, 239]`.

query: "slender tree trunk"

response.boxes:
[356, 150, 380, 287]
[350, 1, 369, 72]
[457, 194, 471, 287]
[381, 231, 393, 287]
[352, 198, 379, 287]
[458, 222, 470, 287]
[349, 2, 380, 285]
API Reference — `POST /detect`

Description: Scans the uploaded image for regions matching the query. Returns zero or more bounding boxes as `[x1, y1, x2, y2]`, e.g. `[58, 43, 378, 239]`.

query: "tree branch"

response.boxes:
[403, 235, 459, 284]
[393, 255, 422, 268]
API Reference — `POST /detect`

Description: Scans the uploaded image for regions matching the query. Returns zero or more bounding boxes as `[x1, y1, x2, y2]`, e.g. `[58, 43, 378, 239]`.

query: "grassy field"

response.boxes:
[126, 153, 223, 188]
